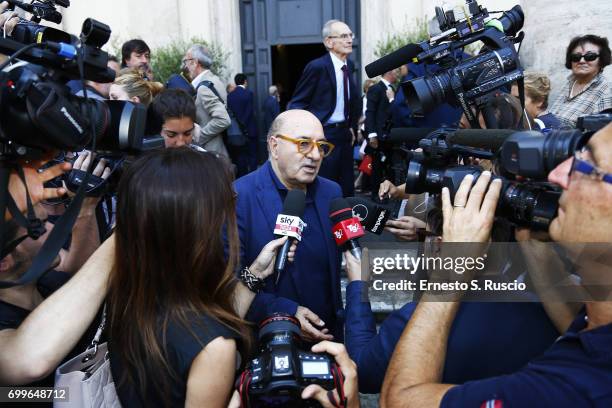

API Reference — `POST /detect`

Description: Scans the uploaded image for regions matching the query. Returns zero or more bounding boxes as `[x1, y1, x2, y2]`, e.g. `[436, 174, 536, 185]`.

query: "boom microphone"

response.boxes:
[388, 127, 436, 147]
[365, 43, 423, 78]
[273, 190, 307, 281]
[346, 197, 391, 235]
[446, 129, 516, 151]
[329, 198, 365, 260]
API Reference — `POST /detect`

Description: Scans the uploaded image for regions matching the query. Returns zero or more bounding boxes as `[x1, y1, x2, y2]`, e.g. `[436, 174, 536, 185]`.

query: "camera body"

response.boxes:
[403, 128, 561, 230]
[238, 314, 344, 408]
[0, 2, 162, 159]
[402, 1, 525, 126]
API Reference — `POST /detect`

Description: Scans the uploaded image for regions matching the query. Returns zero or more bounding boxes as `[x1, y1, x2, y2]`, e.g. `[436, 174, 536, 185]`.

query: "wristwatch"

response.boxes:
[240, 266, 265, 293]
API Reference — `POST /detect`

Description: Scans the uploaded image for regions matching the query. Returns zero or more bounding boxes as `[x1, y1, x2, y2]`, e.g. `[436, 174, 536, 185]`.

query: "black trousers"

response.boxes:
[319, 126, 354, 197]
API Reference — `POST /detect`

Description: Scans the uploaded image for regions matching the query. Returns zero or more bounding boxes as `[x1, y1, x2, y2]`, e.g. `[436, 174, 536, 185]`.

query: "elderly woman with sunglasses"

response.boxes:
[550, 34, 612, 128]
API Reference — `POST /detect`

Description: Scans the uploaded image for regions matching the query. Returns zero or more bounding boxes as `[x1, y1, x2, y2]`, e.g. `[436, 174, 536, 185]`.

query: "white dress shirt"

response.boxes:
[327, 52, 350, 124]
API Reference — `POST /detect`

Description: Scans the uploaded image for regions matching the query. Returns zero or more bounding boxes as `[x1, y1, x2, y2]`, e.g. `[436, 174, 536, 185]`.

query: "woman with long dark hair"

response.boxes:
[107, 147, 292, 407]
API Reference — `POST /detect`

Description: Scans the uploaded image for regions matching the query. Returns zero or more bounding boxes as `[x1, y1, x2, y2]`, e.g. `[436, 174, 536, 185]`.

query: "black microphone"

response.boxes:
[365, 43, 423, 78]
[346, 197, 391, 235]
[388, 127, 436, 147]
[329, 198, 365, 260]
[446, 129, 516, 152]
[273, 190, 307, 281]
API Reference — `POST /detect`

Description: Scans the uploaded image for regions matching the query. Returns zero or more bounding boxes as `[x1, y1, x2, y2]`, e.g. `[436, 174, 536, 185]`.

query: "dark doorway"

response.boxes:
[271, 43, 327, 110]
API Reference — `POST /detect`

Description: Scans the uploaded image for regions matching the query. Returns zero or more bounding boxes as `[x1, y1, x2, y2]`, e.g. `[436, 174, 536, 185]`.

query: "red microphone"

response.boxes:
[329, 198, 365, 260]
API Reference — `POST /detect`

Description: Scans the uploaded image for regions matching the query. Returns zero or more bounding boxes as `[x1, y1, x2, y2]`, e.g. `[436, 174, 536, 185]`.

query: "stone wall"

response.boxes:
[58, 0, 243, 77]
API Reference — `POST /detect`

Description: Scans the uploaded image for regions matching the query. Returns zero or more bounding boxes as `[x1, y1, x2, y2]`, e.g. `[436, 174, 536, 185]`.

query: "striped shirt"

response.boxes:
[550, 73, 612, 128]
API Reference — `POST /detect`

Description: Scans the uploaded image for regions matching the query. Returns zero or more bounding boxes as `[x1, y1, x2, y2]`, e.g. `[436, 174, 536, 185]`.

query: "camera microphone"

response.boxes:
[329, 198, 365, 261]
[388, 127, 436, 147]
[365, 43, 423, 78]
[273, 190, 307, 282]
[446, 129, 516, 152]
[345, 197, 391, 235]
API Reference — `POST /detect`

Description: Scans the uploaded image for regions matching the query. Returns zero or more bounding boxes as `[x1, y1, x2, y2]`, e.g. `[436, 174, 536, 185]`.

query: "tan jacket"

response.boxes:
[193, 71, 230, 157]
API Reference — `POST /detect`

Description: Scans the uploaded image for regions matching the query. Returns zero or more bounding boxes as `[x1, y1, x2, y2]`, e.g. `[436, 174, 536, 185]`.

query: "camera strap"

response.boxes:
[516, 76, 529, 129]
[0, 164, 90, 288]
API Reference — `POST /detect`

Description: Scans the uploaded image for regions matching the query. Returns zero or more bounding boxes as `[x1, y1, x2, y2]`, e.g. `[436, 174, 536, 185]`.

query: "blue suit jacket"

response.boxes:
[227, 86, 258, 139]
[288, 53, 362, 131]
[345, 281, 560, 393]
[233, 161, 345, 338]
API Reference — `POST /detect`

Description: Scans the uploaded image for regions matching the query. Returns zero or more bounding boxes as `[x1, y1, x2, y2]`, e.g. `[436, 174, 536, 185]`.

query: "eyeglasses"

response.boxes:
[328, 33, 355, 40]
[570, 52, 599, 63]
[569, 149, 612, 185]
[275, 134, 335, 157]
[182, 58, 195, 65]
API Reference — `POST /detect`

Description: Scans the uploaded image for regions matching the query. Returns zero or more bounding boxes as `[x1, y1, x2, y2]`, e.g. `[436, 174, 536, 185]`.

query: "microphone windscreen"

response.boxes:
[346, 196, 390, 235]
[365, 43, 423, 78]
[282, 190, 306, 217]
[447, 129, 516, 151]
[329, 198, 353, 225]
[388, 127, 436, 147]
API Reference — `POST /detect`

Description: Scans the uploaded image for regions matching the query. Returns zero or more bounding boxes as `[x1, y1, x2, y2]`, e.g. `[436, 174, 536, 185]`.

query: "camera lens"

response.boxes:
[499, 5, 524, 36]
[258, 314, 302, 344]
[499, 183, 560, 230]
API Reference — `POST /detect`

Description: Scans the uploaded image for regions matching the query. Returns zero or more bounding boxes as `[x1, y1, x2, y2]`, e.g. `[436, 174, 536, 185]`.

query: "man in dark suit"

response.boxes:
[227, 73, 259, 176]
[263, 85, 281, 135]
[232, 109, 343, 341]
[365, 68, 399, 199]
[288, 19, 362, 197]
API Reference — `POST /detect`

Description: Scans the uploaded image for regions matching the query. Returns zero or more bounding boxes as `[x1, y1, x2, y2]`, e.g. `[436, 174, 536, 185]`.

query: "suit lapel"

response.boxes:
[312, 179, 341, 313]
[324, 53, 337, 102]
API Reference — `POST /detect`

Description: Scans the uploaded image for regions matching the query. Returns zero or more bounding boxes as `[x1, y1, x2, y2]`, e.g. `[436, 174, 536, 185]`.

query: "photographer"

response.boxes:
[380, 124, 612, 407]
[0, 236, 114, 386]
[345, 95, 560, 393]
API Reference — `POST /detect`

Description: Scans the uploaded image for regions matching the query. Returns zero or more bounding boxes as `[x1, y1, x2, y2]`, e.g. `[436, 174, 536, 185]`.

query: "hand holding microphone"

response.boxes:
[273, 189, 306, 282]
[329, 198, 365, 261]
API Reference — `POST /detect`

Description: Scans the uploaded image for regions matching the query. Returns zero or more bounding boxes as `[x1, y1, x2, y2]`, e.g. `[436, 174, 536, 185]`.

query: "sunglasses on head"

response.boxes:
[570, 52, 599, 63]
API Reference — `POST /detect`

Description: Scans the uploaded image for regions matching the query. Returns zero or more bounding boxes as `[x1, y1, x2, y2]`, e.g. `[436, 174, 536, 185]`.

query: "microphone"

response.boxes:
[273, 190, 307, 281]
[446, 129, 516, 152]
[329, 198, 365, 260]
[388, 127, 436, 147]
[346, 197, 391, 235]
[365, 43, 423, 78]
[388, 128, 516, 152]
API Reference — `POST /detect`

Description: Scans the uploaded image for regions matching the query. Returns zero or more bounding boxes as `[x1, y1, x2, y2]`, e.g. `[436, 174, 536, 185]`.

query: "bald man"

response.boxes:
[232, 110, 345, 341]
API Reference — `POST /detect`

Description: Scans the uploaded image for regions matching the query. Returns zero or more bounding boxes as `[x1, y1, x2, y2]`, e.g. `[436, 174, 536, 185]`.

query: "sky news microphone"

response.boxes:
[346, 197, 391, 235]
[329, 198, 365, 261]
[273, 189, 307, 281]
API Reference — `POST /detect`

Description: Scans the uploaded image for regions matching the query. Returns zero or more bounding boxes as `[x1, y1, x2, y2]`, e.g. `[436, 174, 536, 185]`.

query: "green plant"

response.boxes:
[150, 38, 231, 84]
[374, 18, 429, 60]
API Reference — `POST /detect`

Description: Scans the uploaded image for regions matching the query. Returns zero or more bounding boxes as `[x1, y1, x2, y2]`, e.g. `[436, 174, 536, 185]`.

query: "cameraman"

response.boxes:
[380, 124, 612, 407]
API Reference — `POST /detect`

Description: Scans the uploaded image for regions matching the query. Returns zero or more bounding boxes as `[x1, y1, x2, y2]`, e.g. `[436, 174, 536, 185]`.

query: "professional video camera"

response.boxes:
[0, 0, 161, 159]
[237, 314, 345, 408]
[365, 0, 525, 129]
[397, 113, 612, 230]
[0, 0, 161, 288]
[401, 127, 558, 230]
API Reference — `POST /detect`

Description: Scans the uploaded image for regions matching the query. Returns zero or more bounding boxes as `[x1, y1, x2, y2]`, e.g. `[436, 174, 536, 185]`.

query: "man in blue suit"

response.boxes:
[227, 73, 259, 176]
[233, 109, 344, 340]
[288, 20, 362, 197]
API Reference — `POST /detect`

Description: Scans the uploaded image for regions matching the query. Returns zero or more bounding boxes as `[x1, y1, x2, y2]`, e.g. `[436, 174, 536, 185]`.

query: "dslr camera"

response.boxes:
[237, 314, 345, 408]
